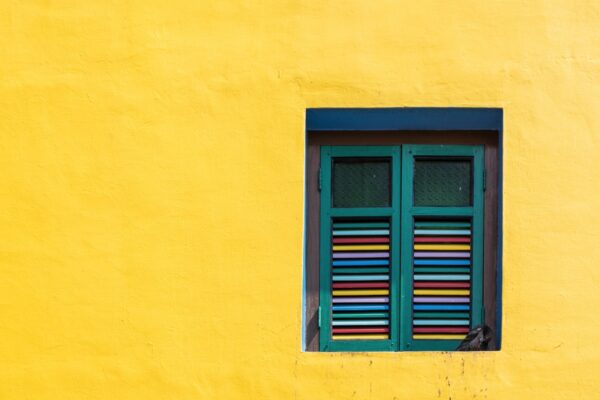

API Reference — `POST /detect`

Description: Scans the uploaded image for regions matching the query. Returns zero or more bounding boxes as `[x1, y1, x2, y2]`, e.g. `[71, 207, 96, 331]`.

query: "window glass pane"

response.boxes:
[414, 158, 472, 206]
[333, 158, 390, 208]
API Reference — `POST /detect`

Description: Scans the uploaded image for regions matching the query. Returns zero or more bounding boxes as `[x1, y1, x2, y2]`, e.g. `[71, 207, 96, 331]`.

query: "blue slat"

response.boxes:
[332, 320, 389, 326]
[332, 305, 390, 311]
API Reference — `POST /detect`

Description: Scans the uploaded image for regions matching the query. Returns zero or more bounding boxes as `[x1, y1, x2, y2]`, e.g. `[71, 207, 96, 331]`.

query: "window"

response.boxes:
[304, 108, 502, 352]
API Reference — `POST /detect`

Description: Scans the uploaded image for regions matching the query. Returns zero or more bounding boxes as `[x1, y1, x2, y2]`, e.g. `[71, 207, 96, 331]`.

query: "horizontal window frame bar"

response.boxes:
[307, 108, 502, 132]
[329, 208, 395, 217]
[410, 207, 474, 216]
[323, 339, 396, 352]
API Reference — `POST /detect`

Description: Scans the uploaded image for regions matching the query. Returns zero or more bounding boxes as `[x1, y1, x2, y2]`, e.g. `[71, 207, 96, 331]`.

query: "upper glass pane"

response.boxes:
[414, 158, 472, 206]
[332, 158, 391, 207]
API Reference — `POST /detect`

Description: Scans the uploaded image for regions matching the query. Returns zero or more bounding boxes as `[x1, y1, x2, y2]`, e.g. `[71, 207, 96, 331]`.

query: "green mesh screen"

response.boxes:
[414, 158, 472, 206]
[332, 158, 390, 208]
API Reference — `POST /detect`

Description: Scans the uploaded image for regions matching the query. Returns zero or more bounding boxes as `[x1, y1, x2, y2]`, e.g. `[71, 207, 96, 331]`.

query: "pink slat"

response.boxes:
[333, 252, 389, 259]
[333, 237, 390, 244]
[332, 297, 389, 303]
[333, 327, 390, 334]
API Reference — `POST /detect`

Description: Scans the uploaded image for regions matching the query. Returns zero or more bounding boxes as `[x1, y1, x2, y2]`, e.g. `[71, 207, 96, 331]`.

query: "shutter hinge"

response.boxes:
[483, 168, 487, 192]
[318, 306, 322, 328]
[318, 167, 322, 192]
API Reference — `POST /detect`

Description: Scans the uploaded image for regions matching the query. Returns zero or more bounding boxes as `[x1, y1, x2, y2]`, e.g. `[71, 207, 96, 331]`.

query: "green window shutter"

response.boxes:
[318, 144, 485, 352]
[319, 146, 400, 352]
[400, 145, 484, 351]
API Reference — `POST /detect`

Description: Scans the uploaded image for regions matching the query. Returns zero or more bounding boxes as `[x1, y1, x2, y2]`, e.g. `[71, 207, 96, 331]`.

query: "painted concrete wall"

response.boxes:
[1, 1, 599, 399]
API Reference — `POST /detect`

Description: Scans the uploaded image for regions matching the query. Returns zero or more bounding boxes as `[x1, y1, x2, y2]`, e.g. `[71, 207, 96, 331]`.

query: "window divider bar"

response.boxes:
[410, 207, 474, 216]
[329, 208, 395, 217]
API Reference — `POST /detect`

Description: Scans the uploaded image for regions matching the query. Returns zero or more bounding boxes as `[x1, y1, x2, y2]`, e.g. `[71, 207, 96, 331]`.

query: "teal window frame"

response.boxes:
[319, 144, 484, 352]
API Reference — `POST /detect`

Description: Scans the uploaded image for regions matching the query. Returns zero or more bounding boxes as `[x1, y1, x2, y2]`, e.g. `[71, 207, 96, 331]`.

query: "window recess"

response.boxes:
[305, 129, 500, 352]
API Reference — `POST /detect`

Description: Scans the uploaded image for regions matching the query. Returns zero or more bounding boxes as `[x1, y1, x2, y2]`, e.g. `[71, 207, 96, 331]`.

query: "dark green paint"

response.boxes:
[319, 144, 485, 352]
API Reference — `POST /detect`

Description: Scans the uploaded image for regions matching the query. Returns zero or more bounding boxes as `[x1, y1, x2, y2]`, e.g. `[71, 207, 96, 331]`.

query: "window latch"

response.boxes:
[318, 167, 322, 192]
[318, 306, 322, 328]
[483, 168, 487, 192]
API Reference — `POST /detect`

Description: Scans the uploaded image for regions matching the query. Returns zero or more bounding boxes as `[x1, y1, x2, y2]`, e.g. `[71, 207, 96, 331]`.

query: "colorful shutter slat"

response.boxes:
[412, 219, 472, 340]
[331, 219, 391, 341]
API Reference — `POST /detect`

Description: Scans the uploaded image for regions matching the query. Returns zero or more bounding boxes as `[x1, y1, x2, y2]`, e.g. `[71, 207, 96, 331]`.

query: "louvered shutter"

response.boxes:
[318, 144, 485, 352]
[331, 220, 391, 340]
[412, 219, 473, 340]
[319, 146, 400, 352]
[400, 145, 484, 351]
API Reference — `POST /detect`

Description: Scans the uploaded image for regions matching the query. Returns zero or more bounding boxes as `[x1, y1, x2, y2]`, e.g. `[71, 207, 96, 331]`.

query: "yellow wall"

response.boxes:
[1, 1, 599, 398]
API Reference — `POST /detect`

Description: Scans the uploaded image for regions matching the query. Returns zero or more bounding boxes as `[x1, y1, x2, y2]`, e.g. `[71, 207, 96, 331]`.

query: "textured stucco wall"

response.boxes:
[1, 1, 600, 399]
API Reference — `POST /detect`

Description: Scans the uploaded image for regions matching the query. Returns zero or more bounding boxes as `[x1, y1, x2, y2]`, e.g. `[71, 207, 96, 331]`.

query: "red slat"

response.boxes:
[332, 282, 389, 289]
[414, 237, 471, 243]
[333, 237, 390, 244]
[333, 327, 389, 334]
[413, 282, 471, 289]
[413, 327, 469, 333]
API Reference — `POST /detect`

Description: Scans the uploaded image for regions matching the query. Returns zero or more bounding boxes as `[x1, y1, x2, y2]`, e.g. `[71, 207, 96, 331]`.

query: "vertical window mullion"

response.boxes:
[389, 146, 401, 351]
[470, 146, 485, 327]
[319, 146, 333, 350]
[399, 148, 414, 351]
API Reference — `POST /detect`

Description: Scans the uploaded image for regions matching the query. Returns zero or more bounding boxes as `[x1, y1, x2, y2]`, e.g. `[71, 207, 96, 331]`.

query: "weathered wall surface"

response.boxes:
[1, 1, 599, 399]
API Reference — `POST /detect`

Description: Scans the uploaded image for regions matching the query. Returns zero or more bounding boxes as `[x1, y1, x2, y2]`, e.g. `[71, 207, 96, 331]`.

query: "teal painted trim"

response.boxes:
[414, 221, 471, 228]
[330, 146, 397, 157]
[327, 340, 396, 352]
[411, 207, 473, 216]
[399, 148, 413, 351]
[389, 146, 401, 352]
[413, 312, 470, 319]
[319, 146, 333, 351]
[408, 340, 462, 351]
[471, 145, 485, 327]
[404, 144, 480, 157]
[329, 208, 393, 217]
